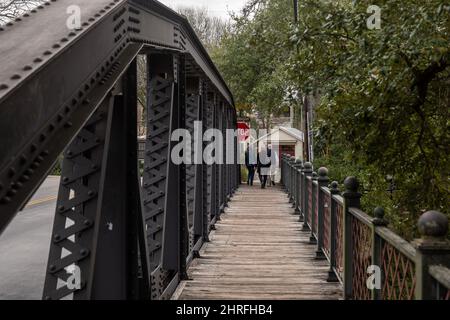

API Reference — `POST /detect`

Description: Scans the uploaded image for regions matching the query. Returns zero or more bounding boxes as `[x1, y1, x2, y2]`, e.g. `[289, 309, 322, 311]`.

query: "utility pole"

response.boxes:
[293, 0, 310, 161]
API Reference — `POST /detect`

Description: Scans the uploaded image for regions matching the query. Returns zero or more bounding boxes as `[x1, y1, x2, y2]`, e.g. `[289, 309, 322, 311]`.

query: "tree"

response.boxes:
[286, 0, 449, 237]
[215, 0, 449, 237]
[213, 0, 294, 129]
[177, 6, 231, 52]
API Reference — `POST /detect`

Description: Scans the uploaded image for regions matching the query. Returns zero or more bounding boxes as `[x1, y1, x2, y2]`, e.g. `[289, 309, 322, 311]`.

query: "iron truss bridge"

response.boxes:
[0, 0, 239, 300]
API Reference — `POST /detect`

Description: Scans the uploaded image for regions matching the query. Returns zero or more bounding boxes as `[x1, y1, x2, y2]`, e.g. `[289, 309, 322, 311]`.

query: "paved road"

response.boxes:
[0, 176, 59, 300]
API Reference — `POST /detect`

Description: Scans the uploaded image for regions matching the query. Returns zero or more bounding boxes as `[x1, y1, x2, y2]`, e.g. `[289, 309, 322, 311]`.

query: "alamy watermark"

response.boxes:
[66, 5, 81, 30]
[367, 265, 382, 290]
[367, 5, 381, 30]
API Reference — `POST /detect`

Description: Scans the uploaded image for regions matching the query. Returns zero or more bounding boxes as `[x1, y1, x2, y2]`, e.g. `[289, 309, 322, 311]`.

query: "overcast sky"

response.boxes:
[159, 0, 247, 19]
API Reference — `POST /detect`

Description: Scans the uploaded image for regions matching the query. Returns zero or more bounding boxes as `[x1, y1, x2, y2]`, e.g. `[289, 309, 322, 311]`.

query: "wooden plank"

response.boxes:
[172, 185, 343, 300]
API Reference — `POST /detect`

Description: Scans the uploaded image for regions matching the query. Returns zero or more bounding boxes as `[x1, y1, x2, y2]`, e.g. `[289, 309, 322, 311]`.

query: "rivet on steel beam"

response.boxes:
[0, 84, 8, 90]
[83, 219, 91, 227]
[12, 182, 23, 189]
[23, 65, 32, 71]
[4, 188, 15, 196]
[87, 190, 95, 197]
[58, 206, 65, 212]
[80, 249, 89, 257]
[11, 74, 21, 80]
[64, 122, 73, 128]
[48, 265, 56, 272]
[1, 196, 12, 204]
[43, 50, 52, 56]
[53, 234, 61, 242]
[34, 58, 43, 63]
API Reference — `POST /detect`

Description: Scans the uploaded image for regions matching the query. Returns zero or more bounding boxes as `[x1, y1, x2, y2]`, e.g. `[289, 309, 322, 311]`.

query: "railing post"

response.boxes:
[315, 167, 329, 260]
[327, 181, 340, 282]
[309, 172, 318, 244]
[342, 176, 362, 299]
[371, 207, 388, 299]
[301, 162, 312, 231]
[280, 154, 286, 190]
[293, 158, 302, 213]
[298, 162, 305, 222]
[288, 156, 295, 202]
[413, 210, 450, 300]
[297, 162, 305, 221]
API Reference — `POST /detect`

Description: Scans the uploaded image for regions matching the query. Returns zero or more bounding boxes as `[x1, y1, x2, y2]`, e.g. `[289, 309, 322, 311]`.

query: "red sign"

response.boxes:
[237, 122, 250, 141]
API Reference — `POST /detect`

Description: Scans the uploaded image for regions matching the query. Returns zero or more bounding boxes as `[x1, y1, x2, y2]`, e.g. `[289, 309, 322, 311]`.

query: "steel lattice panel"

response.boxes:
[43, 100, 111, 300]
[185, 94, 198, 251]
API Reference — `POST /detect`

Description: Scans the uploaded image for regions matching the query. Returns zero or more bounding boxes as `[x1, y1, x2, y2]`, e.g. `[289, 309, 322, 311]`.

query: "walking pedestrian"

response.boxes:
[258, 145, 271, 189]
[245, 145, 256, 186]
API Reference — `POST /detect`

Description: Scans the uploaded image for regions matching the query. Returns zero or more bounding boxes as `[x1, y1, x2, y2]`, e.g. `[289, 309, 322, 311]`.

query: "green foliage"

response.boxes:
[213, 0, 449, 238]
[297, 0, 450, 237]
[212, 0, 294, 128]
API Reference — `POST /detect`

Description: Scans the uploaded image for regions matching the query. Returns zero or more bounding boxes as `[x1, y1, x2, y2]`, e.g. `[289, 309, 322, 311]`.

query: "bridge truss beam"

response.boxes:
[0, 0, 238, 300]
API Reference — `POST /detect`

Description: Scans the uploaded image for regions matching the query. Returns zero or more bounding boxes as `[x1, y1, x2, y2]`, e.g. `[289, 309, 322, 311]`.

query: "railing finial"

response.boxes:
[373, 207, 388, 226]
[318, 167, 328, 179]
[418, 210, 449, 240]
[330, 181, 339, 192]
[344, 176, 359, 193]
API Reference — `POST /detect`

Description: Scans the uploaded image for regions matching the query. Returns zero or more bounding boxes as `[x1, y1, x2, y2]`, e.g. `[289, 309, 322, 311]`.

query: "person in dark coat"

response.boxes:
[245, 145, 256, 186]
[258, 146, 271, 189]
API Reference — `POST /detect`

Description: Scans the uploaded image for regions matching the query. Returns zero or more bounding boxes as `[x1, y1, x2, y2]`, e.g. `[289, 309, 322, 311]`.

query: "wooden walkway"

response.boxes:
[173, 184, 343, 300]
